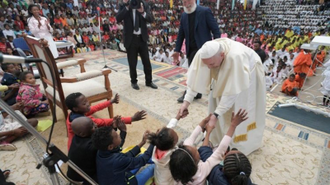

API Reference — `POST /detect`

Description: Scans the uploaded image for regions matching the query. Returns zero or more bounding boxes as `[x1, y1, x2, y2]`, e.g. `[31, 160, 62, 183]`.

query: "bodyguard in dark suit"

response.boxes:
[116, 0, 158, 90]
[172, 0, 220, 102]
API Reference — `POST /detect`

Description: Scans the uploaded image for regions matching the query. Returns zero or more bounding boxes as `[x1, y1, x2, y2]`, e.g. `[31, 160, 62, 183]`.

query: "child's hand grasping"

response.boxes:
[175, 109, 189, 120]
[138, 130, 150, 148]
[205, 122, 215, 133]
[132, 110, 147, 122]
[111, 93, 120, 104]
[231, 109, 248, 128]
[117, 120, 127, 132]
[199, 114, 212, 131]
[112, 115, 122, 128]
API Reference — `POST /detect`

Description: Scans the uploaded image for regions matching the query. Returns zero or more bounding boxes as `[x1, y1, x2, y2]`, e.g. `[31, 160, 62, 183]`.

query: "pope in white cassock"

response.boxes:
[179, 38, 266, 155]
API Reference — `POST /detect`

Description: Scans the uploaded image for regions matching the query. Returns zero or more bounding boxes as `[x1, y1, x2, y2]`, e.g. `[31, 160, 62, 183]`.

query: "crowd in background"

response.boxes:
[0, 0, 329, 88]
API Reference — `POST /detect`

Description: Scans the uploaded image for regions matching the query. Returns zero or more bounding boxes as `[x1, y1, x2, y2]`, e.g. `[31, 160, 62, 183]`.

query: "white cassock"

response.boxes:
[184, 38, 266, 155]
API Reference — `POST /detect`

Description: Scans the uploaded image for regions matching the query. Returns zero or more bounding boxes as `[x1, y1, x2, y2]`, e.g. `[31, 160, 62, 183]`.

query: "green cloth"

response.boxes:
[36, 120, 52, 132]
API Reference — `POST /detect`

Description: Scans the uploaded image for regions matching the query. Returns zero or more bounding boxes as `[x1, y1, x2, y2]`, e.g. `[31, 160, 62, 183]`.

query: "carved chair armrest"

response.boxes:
[56, 59, 87, 73]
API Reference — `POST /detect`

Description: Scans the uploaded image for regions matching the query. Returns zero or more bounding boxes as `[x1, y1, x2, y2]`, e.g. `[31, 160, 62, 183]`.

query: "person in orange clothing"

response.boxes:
[64, 92, 147, 149]
[295, 73, 306, 90]
[293, 50, 313, 77]
[59, 14, 68, 27]
[282, 74, 299, 96]
[315, 46, 326, 67]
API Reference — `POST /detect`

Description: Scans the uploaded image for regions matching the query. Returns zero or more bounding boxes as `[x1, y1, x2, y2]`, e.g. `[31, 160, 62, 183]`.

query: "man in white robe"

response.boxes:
[179, 38, 266, 155]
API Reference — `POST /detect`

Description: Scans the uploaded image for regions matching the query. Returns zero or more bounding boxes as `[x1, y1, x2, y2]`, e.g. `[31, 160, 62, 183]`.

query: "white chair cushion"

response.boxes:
[56, 59, 85, 69]
[75, 70, 103, 81]
[45, 79, 108, 102]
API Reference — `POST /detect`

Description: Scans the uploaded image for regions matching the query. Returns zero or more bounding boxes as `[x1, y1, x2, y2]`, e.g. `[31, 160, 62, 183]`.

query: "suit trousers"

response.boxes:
[126, 35, 152, 84]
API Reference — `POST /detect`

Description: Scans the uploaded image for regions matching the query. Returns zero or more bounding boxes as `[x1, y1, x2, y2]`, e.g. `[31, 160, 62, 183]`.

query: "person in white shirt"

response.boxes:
[21, 6, 29, 17]
[93, 22, 101, 33]
[162, 51, 172, 64]
[269, 50, 278, 67]
[166, 46, 174, 58]
[2, 24, 16, 39]
[263, 54, 273, 74]
[279, 64, 290, 81]
[276, 46, 288, 59]
[88, 23, 93, 33]
[82, 25, 89, 33]
[27, 4, 58, 58]
[154, 49, 165, 62]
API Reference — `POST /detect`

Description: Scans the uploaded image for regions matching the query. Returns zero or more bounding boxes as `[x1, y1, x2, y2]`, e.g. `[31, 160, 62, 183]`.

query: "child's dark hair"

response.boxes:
[92, 126, 113, 151]
[223, 151, 252, 185]
[65, 92, 83, 111]
[169, 143, 197, 185]
[148, 127, 175, 151]
[19, 71, 33, 81]
[289, 74, 295, 78]
[1, 63, 13, 71]
[28, 4, 40, 17]
[299, 73, 307, 79]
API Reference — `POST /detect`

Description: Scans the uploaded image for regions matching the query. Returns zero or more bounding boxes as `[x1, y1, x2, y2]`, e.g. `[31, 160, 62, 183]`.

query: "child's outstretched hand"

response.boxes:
[132, 110, 147, 122]
[138, 130, 150, 147]
[112, 115, 122, 128]
[117, 120, 127, 132]
[199, 114, 212, 131]
[231, 109, 248, 127]
[175, 108, 189, 120]
[205, 122, 215, 133]
[111, 93, 120, 104]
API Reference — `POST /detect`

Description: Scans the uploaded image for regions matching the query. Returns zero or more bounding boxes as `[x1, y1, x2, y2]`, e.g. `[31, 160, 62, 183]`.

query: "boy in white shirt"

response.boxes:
[162, 52, 172, 64]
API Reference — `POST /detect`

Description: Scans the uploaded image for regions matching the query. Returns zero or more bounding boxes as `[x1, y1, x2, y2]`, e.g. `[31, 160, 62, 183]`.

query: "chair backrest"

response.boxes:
[23, 35, 65, 104]
[13, 37, 31, 52]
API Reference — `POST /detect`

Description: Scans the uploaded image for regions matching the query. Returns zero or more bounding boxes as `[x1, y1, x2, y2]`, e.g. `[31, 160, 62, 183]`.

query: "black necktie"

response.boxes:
[134, 11, 140, 32]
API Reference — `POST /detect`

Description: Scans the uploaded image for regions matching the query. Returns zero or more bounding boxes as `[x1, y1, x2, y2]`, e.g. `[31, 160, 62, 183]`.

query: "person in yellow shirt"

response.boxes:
[285, 28, 294, 38]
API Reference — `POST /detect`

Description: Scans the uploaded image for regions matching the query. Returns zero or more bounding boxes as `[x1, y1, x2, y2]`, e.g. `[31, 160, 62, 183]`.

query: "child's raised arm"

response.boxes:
[226, 109, 248, 137]
[110, 93, 120, 104]
[198, 109, 248, 180]
[202, 122, 215, 147]
[184, 115, 211, 146]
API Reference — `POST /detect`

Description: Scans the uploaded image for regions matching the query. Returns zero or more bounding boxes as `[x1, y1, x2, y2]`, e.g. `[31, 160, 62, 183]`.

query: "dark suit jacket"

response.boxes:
[116, 1, 154, 48]
[175, 6, 220, 55]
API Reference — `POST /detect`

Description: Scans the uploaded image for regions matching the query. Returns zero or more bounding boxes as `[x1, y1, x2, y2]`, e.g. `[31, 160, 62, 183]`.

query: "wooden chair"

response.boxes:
[23, 35, 113, 122]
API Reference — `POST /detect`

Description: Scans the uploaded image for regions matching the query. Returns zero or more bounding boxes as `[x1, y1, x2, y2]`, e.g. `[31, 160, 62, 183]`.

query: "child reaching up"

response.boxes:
[65, 92, 147, 149]
[92, 127, 154, 185]
[199, 117, 253, 185]
[148, 109, 188, 185]
[16, 72, 49, 117]
[169, 109, 248, 185]
[67, 116, 126, 184]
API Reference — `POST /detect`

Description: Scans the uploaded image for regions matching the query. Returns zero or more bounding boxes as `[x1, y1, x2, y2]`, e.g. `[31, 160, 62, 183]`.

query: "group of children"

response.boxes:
[64, 90, 253, 185]
[0, 62, 47, 151]
[0, 63, 49, 116]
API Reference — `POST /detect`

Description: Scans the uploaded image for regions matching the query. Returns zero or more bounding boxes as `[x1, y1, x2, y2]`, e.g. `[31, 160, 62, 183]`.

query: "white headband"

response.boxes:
[177, 148, 195, 164]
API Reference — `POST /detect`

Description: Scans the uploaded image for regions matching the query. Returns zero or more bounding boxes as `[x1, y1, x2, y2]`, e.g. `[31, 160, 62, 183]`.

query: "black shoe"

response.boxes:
[131, 83, 140, 90]
[146, 82, 158, 89]
[194, 93, 202, 99]
[177, 95, 184, 103]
